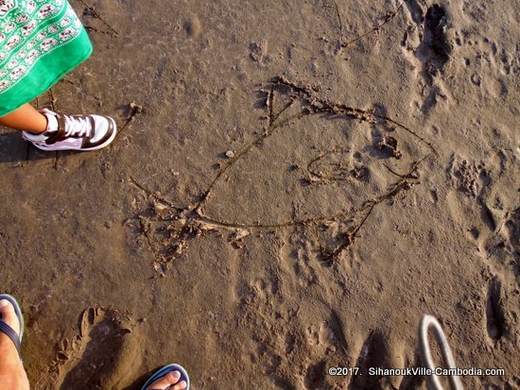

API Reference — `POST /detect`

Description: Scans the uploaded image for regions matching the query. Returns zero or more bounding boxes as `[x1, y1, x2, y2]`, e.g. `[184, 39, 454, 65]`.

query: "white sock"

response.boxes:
[43, 111, 58, 133]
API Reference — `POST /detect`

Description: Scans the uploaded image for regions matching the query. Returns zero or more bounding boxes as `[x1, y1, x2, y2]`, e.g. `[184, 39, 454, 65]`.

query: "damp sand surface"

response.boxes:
[0, 0, 519, 389]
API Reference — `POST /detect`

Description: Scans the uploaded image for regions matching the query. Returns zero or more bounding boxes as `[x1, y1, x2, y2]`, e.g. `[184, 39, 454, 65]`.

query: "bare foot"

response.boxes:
[0, 299, 29, 390]
[146, 370, 187, 390]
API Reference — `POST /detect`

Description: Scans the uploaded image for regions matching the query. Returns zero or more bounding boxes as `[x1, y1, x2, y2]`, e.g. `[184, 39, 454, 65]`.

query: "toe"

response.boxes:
[147, 370, 181, 390]
[172, 380, 187, 390]
[0, 300, 20, 335]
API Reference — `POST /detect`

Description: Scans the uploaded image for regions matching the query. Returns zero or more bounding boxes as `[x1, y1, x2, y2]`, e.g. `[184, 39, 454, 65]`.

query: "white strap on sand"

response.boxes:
[420, 315, 464, 390]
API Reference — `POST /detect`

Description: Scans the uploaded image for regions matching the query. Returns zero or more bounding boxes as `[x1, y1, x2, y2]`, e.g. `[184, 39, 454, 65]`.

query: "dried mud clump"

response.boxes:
[375, 135, 402, 159]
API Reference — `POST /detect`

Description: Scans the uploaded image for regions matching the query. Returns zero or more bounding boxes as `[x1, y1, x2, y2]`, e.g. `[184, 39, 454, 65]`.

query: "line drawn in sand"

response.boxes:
[77, 0, 119, 37]
[335, 1, 405, 57]
[128, 76, 436, 271]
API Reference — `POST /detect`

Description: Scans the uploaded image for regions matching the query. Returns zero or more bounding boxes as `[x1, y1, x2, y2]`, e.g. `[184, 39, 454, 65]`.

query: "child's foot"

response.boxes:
[22, 108, 117, 152]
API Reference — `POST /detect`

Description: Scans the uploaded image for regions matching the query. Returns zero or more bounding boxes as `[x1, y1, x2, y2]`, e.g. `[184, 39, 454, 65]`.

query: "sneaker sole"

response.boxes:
[29, 117, 118, 152]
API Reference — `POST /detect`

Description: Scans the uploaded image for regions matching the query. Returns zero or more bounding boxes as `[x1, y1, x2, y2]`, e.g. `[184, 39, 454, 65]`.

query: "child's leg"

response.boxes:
[0, 104, 47, 134]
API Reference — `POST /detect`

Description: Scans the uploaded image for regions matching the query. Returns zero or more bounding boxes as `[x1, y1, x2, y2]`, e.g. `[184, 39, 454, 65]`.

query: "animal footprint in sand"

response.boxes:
[51, 307, 141, 390]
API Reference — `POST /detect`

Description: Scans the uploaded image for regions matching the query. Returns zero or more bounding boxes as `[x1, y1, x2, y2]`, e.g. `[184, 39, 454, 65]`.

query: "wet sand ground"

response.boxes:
[0, 0, 519, 389]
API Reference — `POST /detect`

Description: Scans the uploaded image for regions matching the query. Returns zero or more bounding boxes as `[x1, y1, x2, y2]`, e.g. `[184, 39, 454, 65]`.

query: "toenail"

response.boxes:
[166, 371, 181, 382]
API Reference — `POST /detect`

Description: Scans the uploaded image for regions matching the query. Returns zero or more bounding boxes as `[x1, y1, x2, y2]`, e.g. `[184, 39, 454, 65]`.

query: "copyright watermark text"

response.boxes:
[327, 366, 505, 377]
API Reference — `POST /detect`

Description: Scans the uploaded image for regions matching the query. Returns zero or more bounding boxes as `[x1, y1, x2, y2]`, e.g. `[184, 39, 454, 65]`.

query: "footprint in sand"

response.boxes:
[446, 151, 518, 279]
[304, 360, 326, 389]
[349, 329, 408, 390]
[485, 276, 507, 342]
[302, 312, 351, 388]
[350, 330, 389, 389]
[402, 2, 454, 114]
[483, 206, 520, 264]
[51, 307, 141, 390]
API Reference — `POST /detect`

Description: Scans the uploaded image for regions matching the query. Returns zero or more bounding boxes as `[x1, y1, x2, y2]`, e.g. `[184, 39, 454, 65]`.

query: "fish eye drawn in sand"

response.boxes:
[128, 77, 437, 271]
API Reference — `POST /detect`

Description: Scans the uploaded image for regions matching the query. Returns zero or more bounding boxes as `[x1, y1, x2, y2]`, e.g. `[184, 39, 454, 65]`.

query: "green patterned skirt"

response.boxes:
[0, 0, 92, 116]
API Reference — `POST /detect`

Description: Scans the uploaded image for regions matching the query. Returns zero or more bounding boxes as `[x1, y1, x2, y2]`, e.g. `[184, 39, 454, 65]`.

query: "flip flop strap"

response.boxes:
[0, 321, 21, 353]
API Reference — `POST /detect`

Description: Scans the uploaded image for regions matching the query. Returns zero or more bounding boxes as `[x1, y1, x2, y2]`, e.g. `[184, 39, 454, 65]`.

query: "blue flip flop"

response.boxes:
[0, 294, 24, 356]
[141, 363, 190, 390]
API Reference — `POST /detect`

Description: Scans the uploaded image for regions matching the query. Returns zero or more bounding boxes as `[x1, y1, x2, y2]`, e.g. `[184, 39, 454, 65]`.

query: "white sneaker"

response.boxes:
[22, 108, 117, 152]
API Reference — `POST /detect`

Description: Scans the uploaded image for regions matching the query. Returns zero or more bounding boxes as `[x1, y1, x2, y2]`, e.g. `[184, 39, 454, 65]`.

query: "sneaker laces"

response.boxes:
[62, 114, 92, 138]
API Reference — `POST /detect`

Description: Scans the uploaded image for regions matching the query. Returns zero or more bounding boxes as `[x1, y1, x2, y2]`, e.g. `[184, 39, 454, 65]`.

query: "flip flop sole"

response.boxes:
[141, 363, 190, 390]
